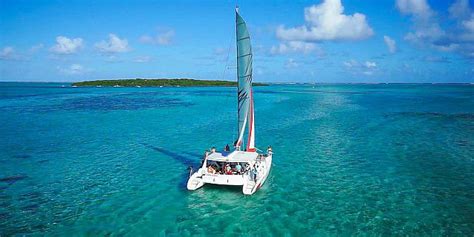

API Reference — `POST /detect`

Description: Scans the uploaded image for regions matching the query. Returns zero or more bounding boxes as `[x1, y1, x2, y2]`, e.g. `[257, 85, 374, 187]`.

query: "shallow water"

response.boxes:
[1, 82, 473, 236]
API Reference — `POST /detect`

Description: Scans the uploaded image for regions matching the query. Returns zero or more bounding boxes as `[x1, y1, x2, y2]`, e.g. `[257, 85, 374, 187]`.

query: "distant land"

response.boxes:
[72, 78, 268, 87]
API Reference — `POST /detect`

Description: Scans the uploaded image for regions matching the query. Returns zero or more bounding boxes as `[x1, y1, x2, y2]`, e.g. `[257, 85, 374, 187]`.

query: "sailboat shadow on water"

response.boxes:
[141, 143, 202, 189]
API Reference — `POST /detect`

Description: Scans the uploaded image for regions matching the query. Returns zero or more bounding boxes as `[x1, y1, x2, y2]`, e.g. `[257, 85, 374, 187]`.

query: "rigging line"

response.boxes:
[222, 11, 237, 145]
[221, 28, 234, 82]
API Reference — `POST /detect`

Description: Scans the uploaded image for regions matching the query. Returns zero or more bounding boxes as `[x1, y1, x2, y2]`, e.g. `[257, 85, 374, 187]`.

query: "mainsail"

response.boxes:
[235, 7, 255, 152]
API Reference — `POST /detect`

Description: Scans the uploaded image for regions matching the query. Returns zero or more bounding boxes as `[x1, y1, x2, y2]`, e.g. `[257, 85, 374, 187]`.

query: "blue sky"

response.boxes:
[1, 0, 473, 83]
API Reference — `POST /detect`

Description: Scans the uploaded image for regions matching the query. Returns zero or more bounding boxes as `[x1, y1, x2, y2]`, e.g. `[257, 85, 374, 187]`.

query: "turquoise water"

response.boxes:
[1, 82, 473, 236]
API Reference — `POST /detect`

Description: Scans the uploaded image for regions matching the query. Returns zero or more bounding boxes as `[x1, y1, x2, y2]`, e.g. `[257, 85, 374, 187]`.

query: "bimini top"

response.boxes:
[206, 150, 258, 162]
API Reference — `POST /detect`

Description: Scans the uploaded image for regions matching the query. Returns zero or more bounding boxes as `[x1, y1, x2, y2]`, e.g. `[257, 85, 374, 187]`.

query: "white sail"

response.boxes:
[235, 7, 255, 151]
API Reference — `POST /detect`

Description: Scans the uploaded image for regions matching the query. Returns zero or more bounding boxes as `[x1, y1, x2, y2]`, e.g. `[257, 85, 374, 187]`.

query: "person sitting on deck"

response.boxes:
[207, 165, 216, 174]
[211, 147, 216, 153]
[224, 144, 230, 152]
[235, 163, 242, 174]
[225, 163, 232, 175]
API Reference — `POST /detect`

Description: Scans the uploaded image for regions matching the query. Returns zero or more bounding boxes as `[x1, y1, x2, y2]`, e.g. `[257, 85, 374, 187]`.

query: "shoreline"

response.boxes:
[71, 78, 268, 87]
[0, 81, 473, 86]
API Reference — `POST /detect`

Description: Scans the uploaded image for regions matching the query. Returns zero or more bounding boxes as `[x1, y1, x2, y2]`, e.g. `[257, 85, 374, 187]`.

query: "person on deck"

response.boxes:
[251, 165, 257, 181]
[207, 165, 216, 174]
[224, 144, 230, 152]
[225, 163, 232, 175]
[235, 163, 242, 174]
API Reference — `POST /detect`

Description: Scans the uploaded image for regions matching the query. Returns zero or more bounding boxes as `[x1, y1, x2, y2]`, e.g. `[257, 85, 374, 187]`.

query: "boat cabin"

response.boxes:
[202, 150, 267, 176]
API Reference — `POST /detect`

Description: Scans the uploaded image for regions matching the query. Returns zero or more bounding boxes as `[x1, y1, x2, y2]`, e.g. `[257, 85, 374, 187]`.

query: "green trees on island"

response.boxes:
[72, 79, 268, 87]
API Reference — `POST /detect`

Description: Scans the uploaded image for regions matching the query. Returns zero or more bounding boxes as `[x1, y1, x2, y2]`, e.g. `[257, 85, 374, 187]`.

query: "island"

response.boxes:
[72, 78, 268, 87]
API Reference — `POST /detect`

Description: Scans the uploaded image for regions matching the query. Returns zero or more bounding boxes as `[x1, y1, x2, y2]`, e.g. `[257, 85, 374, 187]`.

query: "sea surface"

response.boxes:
[0, 82, 473, 236]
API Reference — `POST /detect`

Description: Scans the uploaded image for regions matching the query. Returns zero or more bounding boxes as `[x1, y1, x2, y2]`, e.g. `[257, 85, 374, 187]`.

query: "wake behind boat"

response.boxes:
[187, 7, 272, 195]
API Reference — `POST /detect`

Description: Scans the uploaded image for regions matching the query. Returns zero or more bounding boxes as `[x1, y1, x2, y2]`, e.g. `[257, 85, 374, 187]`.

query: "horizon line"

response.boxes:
[1, 80, 473, 85]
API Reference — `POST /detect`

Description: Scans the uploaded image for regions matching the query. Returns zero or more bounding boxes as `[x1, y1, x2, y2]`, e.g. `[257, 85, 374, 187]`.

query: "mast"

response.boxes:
[235, 6, 241, 150]
[235, 7, 256, 152]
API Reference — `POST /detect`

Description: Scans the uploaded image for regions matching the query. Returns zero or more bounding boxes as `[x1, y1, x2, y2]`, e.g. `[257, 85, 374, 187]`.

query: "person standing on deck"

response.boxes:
[251, 165, 257, 181]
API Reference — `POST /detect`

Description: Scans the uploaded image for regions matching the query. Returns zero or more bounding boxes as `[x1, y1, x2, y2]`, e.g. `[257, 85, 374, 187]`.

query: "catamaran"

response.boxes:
[187, 7, 272, 195]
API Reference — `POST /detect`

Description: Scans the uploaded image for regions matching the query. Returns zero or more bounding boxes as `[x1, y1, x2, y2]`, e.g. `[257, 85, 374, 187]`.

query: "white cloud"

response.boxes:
[0, 47, 15, 60]
[383, 36, 397, 53]
[270, 41, 320, 55]
[365, 61, 377, 68]
[344, 60, 376, 69]
[203, 47, 230, 62]
[103, 55, 124, 63]
[404, 25, 445, 48]
[214, 47, 227, 55]
[396, 0, 433, 19]
[461, 18, 474, 41]
[463, 18, 474, 32]
[134, 56, 152, 63]
[140, 29, 175, 45]
[449, 0, 470, 19]
[157, 30, 174, 45]
[58, 64, 88, 75]
[95, 34, 130, 54]
[396, 0, 458, 51]
[343, 59, 377, 75]
[0, 45, 43, 60]
[276, 0, 374, 41]
[343, 59, 358, 68]
[50, 36, 83, 54]
[1, 47, 14, 56]
[397, 0, 474, 58]
[285, 58, 299, 68]
[451, 0, 474, 42]
[30, 44, 44, 53]
[139, 36, 153, 43]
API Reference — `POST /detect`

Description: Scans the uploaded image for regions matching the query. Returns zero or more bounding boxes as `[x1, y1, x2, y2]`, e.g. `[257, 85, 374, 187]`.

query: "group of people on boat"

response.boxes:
[206, 162, 247, 175]
[198, 145, 272, 179]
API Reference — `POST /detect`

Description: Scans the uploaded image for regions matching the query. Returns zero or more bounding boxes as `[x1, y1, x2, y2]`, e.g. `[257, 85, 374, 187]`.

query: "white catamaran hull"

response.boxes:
[242, 154, 272, 195]
[187, 172, 205, 190]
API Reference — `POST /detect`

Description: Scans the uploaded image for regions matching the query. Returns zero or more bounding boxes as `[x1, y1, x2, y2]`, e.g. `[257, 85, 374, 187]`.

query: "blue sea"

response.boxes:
[0, 82, 473, 236]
